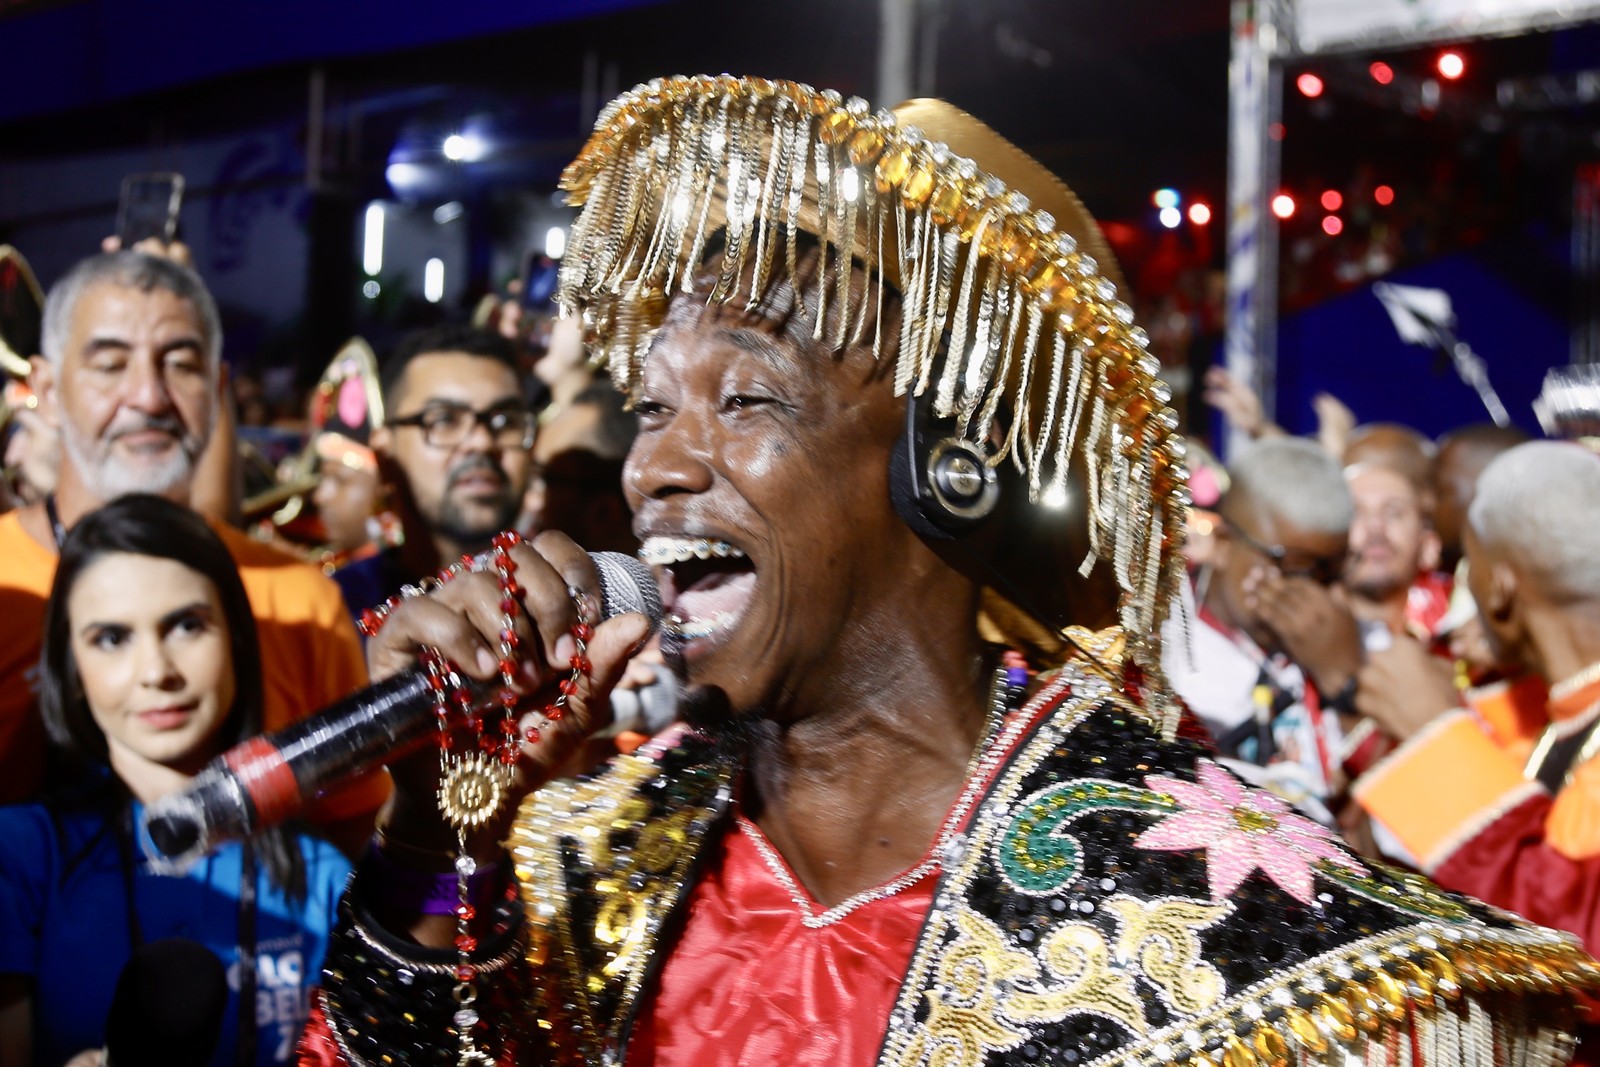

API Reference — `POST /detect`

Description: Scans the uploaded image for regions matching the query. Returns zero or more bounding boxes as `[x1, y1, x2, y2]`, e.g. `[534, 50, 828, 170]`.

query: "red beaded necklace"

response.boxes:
[359, 530, 594, 1064]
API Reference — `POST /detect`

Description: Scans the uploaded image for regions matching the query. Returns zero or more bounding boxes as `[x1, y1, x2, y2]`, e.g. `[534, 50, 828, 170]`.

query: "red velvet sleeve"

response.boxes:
[1432, 792, 1600, 956]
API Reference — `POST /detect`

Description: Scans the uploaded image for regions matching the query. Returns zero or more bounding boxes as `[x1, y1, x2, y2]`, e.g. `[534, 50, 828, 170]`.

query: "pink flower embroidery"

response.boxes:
[1133, 760, 1365, 905]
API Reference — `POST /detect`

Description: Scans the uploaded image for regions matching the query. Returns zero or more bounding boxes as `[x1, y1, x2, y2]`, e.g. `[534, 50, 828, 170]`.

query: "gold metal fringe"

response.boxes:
[556, 76, 1194, 704]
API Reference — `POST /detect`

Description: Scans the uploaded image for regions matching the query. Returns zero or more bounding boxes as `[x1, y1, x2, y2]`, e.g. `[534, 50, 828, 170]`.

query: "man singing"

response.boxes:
[303, 78, 1596, 1067]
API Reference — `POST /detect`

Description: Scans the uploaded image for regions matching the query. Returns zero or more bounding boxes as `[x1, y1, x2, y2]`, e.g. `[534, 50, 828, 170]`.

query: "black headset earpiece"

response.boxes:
[888, 376, 1001, 540]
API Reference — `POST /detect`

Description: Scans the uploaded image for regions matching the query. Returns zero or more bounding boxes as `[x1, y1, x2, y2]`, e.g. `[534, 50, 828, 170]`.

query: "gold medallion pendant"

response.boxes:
[438, 753, 511, 830]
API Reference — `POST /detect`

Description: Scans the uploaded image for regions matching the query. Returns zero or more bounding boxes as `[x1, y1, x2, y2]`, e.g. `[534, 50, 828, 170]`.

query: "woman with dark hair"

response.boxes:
[0, 494, 351, 1067]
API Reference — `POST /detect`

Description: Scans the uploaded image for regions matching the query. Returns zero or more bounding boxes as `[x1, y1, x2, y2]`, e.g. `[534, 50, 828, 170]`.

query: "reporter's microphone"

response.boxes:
[103, 939, 228, 1067]
[141, 551, 661, 872]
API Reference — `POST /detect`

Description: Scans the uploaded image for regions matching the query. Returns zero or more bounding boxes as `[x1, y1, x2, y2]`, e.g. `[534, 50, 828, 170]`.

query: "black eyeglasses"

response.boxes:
[1224, 518, 1346, 586]
[389, 403, 535, 450]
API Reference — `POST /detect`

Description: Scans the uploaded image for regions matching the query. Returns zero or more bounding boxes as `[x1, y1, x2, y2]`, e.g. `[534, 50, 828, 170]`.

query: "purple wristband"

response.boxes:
[364, 842, 505, 915]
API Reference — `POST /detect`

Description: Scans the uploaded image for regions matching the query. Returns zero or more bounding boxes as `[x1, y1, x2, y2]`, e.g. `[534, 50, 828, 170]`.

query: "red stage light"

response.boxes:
[1437, 52, 1465, 80]
[1320, 190, 1343, 211]
[1271, 194, 1296, 220]
[1322, 215, 1344, 236]
[1188, 202, 1212, 226]
[1374, 184, 1395, 206]
[1296, 72, 1325, 98]
[1369, 62, 1394, 85]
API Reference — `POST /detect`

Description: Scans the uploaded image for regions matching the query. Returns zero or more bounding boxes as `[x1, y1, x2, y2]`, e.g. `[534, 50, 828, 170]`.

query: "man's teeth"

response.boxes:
[638, 537, 747, 566]
[664, 611, 739, 640]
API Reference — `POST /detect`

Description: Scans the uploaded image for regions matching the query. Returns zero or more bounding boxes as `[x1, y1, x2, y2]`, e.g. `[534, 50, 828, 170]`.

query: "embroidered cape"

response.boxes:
[310, 657, 1600, 1067]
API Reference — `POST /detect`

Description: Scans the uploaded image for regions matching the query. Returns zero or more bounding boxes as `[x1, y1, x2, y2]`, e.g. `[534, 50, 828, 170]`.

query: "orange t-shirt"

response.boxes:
[1356, 674, 1600, 867]
[0, 510, 386, 820]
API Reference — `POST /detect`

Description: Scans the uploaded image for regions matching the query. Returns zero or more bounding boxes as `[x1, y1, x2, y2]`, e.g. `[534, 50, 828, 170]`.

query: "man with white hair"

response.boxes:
[1167, 436, 1367, 813]
[1355, 440, 1600, 949]
[0, 252, 381, 833]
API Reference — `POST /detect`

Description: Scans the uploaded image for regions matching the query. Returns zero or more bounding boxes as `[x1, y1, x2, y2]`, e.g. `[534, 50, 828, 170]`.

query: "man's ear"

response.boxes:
[28, 355, 59, 429]
[369, 425, 392, 458]
[1483, 561, 1520, 626]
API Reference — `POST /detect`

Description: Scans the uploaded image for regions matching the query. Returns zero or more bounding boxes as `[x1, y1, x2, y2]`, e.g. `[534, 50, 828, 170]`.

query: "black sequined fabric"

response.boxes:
[316, 674, 1596, 1067]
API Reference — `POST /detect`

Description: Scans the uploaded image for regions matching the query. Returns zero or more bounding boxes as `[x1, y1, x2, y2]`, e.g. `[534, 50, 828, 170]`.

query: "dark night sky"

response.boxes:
[0, 0, 1233, 225]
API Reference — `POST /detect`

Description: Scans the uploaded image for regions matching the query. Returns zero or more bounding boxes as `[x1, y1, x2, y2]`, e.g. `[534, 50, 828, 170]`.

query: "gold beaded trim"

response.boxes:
[557, 75, 1189, 690]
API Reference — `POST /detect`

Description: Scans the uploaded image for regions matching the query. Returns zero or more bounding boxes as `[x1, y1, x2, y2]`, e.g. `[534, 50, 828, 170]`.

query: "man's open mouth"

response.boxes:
[640, 536, 757, 643]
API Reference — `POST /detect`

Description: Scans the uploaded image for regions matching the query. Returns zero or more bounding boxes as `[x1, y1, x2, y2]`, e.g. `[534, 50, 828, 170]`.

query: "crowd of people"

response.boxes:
[1, 73, 1599, 1067]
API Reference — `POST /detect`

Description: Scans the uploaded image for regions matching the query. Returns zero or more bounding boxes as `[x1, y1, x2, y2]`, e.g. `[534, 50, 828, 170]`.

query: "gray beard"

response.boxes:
[59, 422, 202, 502]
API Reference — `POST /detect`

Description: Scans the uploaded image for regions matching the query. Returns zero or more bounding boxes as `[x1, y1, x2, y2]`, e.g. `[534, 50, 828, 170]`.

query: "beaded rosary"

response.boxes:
[359, 529, 594, 1066]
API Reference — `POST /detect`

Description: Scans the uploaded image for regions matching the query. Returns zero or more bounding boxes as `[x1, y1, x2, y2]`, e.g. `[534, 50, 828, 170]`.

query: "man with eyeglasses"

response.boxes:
[333, 326, 537, 618]
[1166, 436, 1368, 821]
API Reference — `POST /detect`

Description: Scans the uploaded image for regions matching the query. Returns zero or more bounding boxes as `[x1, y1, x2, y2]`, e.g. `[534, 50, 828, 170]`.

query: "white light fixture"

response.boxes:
[384, 162, 424, 192]
[424, 258, 445, 303]
[442, 132, 485, 163]
[1158, 206, 1182, 229]
[362, 203, 385, 276]
[544, 226, 568, 260]
[433, 201, 464, 224]
[362, 279, 381, 299]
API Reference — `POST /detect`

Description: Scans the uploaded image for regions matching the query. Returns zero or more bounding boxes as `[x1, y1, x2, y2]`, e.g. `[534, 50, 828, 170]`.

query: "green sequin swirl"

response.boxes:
[997, 780, 1175, 894]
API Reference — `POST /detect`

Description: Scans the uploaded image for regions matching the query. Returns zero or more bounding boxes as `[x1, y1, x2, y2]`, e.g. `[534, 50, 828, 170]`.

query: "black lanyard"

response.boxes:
[45, 494, 67, 549]
[122, 830, 258, 1067]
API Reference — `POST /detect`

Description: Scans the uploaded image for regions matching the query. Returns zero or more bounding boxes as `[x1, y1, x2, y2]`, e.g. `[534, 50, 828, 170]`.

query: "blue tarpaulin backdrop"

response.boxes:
[1271, 247, 1565, 440]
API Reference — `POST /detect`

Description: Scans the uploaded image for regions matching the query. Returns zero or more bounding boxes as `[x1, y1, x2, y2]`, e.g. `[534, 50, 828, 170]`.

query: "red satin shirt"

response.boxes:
[625, 815, 932, 1066]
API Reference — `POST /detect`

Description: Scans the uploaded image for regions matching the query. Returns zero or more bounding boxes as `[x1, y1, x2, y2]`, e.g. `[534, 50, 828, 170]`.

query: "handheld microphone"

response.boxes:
[103, 938, 228, 1067]
[141, 551, 661, 872]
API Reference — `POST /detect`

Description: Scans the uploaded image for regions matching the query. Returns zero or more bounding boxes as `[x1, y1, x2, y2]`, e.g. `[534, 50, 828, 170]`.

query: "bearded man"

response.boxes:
[0, 253, 378, 832]
[302, 78, 1596, 1067]
[331, 325, 538, 618]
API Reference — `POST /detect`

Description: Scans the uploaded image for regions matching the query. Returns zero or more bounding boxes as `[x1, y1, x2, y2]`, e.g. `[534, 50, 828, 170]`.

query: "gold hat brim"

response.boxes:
[889, 99, 1125, 295]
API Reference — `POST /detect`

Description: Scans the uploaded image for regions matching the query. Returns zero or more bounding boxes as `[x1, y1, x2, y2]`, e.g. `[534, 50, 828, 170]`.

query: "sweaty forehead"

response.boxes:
[650, 304, 816, 377]
[647, 285, 897, 391]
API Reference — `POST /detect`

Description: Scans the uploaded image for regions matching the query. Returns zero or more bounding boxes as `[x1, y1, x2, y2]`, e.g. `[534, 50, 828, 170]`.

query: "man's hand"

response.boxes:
[1203, 366, 1281, 440]
[1355, 635, 1461, 742]
[1312, 391, 1356, 459]
[101, 234, 193, 267]
[1245, 567, 1364, 695]
[368, 532, 651, 855]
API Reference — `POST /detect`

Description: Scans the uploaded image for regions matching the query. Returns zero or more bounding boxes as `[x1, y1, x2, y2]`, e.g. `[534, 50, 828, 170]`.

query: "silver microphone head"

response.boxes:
[591, 551, 663, 629]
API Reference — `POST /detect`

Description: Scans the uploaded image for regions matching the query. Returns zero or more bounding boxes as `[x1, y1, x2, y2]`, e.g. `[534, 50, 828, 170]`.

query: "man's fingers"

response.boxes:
[527, 531, 603, 665]
[368, 596, 497, 684]
[501, 541, 580, 669]
[584, 614, 654, 695]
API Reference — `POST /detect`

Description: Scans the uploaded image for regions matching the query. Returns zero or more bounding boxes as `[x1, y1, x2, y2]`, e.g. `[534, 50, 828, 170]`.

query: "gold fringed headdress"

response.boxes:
[557, 76, 1191, 698]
